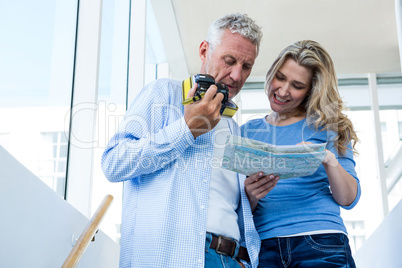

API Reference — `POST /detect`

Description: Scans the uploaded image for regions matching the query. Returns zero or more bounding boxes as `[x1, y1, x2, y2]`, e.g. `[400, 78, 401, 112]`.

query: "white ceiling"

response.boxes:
[151, 0, 401, 80]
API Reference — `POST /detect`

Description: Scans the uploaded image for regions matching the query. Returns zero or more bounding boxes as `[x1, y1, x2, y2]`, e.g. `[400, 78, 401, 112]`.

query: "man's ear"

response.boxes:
[199, 40, 209, 63]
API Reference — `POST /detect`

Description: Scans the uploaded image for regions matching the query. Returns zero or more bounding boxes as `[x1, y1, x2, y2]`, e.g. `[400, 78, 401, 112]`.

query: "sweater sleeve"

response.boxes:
[327, 139, 361, 210]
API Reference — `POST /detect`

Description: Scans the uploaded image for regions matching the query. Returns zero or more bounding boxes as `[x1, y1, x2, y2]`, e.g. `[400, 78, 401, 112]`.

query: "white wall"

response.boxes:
[354, 198, 402, 267]
[0, 146, 119, 268]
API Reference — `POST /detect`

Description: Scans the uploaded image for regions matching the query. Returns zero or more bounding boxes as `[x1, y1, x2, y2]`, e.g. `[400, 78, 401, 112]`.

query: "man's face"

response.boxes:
[199, 29, 257, 100]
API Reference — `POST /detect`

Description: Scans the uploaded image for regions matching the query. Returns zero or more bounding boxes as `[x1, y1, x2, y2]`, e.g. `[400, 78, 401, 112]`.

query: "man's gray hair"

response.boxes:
[207, 13, 263, 55]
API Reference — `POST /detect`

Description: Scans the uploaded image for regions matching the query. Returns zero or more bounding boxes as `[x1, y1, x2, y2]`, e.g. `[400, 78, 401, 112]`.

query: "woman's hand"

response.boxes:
[322, 149, 339, 167]
[244, 172, 279, 212]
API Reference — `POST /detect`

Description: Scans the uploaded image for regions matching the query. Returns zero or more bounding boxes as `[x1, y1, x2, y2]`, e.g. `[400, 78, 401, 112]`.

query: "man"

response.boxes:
[102, 13, 274, 268]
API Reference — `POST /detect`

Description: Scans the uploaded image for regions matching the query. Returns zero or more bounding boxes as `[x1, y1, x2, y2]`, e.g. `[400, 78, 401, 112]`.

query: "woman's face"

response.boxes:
[267, 58, 313, 117]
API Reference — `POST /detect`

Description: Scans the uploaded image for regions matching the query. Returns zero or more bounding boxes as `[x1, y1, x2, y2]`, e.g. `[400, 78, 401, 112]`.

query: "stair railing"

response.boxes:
[62, 194, 114, 268]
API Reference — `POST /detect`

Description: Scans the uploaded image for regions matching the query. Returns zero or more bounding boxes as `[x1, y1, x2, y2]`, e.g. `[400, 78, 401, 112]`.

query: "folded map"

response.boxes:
[221, 135, 327, 179]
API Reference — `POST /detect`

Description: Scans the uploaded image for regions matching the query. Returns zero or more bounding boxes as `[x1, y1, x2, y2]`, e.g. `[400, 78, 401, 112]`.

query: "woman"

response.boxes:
[242, 40, 361, 267]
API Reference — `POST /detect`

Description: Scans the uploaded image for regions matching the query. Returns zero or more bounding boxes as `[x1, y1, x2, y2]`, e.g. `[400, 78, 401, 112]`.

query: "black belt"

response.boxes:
[209, 234, 250, 262]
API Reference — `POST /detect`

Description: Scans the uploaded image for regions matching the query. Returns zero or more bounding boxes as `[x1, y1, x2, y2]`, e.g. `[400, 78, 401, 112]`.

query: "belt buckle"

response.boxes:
[216, 235, 236, 257]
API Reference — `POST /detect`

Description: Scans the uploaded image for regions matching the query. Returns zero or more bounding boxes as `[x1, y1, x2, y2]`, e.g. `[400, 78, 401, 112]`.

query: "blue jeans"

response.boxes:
[204, 232, 243, 268]
[259, 233, 356, 268]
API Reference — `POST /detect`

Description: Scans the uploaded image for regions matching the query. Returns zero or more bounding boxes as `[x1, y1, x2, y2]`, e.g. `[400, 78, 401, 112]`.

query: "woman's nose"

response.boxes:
[278, 83, 290, 96]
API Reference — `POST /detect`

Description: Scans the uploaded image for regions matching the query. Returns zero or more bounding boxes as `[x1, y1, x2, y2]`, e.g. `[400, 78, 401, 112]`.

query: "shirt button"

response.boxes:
[203, 179, 207, 183]
[198, 259, 202, 264]
[200, 205, 205, 209]
[199, 232, 203, 236]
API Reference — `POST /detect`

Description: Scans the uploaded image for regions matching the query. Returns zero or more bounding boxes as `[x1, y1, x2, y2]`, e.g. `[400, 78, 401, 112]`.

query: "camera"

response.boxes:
[183, 74, 229, 104]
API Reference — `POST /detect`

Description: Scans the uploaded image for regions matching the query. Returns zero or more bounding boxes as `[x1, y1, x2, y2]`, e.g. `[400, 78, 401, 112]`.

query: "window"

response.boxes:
[344, 220, 365, 254]
[0, 0, 78, 195]
[380, 110, 402, 162]
[91, 0, 169, 244]
[399, 121, 402, 140]
[39, 132, 68, 196]
[0, 133, 10, 150]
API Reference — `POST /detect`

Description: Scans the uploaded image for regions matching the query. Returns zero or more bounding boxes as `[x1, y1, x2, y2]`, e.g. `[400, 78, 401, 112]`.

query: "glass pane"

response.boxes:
[379, 109, 402, 162]
[56, 176, 66, 196]
[240, 89, 271, 125]
[59, 145, 68, 157]
[0, 133, 10, 150]
[53, 145, 59, 158]
[144, 0, 168, 83]
[52, 133, 59, 143]
[91, 0, 169, 244]
[389, 178, 402, 211]
[339, 110, 382, 253]
[57, 160, 67, 173]
[39, 160, 56, 173]
[40, 176, 54, 189]
[399, 121, 402, 140]
[0, 0, 78, 197]
[92, 0, 130, 244]
[60, 133, 68, 143]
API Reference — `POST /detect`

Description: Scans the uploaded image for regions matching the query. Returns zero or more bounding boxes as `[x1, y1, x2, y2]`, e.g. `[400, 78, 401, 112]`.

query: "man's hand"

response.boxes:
[244, 172, 279, 212]
[184, 83, 224, 138]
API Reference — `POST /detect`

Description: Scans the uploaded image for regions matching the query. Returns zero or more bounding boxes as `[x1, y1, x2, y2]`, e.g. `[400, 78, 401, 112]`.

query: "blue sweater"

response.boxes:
[241, 117, 361, 240]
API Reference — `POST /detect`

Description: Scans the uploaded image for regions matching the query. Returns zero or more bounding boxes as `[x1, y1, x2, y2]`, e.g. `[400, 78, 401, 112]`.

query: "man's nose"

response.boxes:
[229, 65, 242, 82]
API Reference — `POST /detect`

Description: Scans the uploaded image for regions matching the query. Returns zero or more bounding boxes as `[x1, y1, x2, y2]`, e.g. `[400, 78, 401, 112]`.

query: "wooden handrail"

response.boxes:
[62, 194, 114, 268]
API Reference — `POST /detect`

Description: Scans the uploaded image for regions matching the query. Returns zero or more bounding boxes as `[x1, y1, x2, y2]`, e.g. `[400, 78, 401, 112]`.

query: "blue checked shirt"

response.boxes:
[102, 78, 260, 268]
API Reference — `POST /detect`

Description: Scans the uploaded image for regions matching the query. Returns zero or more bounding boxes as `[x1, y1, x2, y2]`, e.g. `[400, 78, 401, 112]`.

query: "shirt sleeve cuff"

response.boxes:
[157, 116, 195, 152]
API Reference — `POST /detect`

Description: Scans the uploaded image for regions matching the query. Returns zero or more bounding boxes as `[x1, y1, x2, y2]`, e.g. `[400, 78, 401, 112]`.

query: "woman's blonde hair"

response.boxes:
[265, 40, 359, 155]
